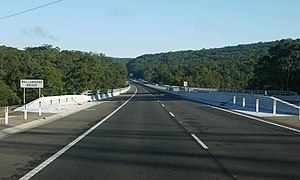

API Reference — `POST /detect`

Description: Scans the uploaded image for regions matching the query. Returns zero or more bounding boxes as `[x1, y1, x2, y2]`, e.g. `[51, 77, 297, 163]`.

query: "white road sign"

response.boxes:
[20, 79, 44, 88]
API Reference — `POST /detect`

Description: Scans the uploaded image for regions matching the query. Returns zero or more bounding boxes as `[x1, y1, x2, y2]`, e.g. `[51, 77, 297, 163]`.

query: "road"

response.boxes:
[1, 82, 300, 179]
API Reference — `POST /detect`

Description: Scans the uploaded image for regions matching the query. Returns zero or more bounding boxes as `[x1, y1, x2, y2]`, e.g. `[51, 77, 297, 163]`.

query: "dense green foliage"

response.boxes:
[0, 80, 19, 106]
[1, 39, 299, 106]
[0, 44, 127, 106]
[249, 39, 300, 92]
[112, 57, 133, 65]
[128, 39, 300, 93]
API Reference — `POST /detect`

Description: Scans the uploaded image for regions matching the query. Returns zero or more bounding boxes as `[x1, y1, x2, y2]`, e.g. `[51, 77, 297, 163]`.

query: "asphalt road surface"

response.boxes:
[1, 82, 300, 180]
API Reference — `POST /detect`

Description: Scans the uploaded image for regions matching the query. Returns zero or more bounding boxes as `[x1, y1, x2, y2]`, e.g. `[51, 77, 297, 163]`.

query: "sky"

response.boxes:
[1, 0, 300, 57]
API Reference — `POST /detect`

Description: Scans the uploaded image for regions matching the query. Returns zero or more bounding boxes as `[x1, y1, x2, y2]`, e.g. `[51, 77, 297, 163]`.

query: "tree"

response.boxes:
[127, 40, 278, 89]
[251, 39, 300, 92]
[0, 45, 128, 104]
[0, 80, 20, 106]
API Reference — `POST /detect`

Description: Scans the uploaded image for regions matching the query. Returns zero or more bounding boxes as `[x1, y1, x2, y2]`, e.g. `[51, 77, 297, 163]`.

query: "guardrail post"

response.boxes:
[273, 99, 276, 115]
[38, 101, 42, 116]
[5, 107, 9, 125]
[242, 98, 246, 110]
[233, 96, 236, 107]
[256, 98, 259, 113]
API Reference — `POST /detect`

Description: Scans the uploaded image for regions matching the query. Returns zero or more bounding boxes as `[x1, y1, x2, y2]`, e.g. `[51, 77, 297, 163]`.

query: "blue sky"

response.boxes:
[1, 0, 300, 57]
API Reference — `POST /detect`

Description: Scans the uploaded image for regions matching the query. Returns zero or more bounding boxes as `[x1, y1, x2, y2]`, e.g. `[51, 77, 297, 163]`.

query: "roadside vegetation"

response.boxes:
[0, 44, 127, 106]
[128, 39, 300, 93]
[1, 39, 299, 106]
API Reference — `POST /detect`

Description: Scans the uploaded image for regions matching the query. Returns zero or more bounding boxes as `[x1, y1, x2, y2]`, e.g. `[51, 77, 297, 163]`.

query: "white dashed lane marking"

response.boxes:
[191, 134, 209, 150]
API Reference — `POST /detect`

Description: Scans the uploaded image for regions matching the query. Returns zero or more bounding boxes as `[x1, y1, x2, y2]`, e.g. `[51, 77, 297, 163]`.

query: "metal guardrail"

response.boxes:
[144, 82, 300, 117]
[154, 85, 298, 96]
[131, 78, 298, 96]
[82, 86, 129, 96]
[216, 89, 297, 96]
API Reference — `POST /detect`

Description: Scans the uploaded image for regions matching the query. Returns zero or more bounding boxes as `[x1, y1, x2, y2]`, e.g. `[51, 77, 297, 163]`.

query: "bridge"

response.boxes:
[1, 81, 300, 179]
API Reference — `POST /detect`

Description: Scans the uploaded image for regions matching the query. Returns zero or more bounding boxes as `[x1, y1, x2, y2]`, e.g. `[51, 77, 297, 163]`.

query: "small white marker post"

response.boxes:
[273, 99, 277, 115]
[50, 100, 53, 113]
[4, 107, 9, 125]
[242, 98, 246, 110]
[58, 99, 61, 111]
[233, 96, 236, 107]
[38, 102, 42, 116]
[298, 102, 300, 121]
[256, 98, 259, 113]
[66, 98, 68, 109]
[24, 105, 27, 120]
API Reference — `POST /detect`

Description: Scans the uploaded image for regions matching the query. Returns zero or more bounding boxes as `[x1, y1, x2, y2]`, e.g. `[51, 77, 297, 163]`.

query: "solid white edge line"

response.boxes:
[208, 105, 300, 133]
[191, 134, 209, 150]
[169, 112, 175, 117]
[20, 86, 138, 180]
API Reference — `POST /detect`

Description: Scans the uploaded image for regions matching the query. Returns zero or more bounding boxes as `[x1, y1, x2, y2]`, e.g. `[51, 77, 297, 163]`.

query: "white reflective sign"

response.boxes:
[21, 79, 44, 88]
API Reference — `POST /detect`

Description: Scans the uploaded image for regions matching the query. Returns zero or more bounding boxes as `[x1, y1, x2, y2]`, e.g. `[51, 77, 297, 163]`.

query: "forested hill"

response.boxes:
[112, 57, 133, 65]
[127, 39, 300, 92]
[0, 45, 127, 106]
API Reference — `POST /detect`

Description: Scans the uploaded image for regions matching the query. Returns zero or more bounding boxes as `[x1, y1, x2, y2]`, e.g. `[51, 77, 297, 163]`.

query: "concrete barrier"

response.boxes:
[144, 83, 300, 116]
[14, 86, 131, 113]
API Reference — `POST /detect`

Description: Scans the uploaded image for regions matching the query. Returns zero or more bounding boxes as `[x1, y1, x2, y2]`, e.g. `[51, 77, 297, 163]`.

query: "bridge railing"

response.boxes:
[13, 86, 131, 113]
[143, 82, 300, 117]
[163, 86, 298, 96]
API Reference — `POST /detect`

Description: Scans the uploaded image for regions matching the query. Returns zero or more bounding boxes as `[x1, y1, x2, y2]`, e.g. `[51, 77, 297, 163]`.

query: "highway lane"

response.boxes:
[0, 89, 132, 179]
[29, 84, 230, 179]
[145, 85, 300, 179]
[1, 83, 300, 179]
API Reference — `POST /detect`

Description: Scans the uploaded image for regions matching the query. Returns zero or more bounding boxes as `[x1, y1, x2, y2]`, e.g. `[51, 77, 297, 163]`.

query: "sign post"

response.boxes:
[23, 88, 27, 120]
[20, 79, 44, 119]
